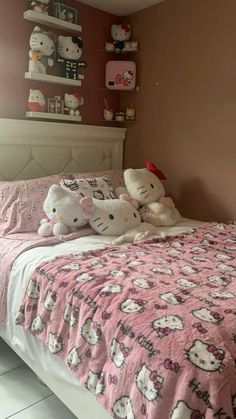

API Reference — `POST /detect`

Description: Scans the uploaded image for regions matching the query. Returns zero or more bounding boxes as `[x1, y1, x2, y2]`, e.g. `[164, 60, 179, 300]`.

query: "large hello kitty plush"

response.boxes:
[111, 24, 132, 52]
[124, 161, 181, 226]
[89, 197, 141, 236]
[28, 26, 55, 74]
[38, 184, 94, 237]
[57, 36, 87, 80]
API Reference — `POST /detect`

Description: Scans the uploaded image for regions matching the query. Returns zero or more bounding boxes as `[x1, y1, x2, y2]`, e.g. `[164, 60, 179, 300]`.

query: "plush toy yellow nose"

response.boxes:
[58, 216, 65, 222]
[123, 217, 128, 223]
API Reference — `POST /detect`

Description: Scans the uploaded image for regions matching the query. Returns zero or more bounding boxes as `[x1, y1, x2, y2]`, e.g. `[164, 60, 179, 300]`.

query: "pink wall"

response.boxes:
[123, 0, 236, 222]
[0, 0, 120, 125]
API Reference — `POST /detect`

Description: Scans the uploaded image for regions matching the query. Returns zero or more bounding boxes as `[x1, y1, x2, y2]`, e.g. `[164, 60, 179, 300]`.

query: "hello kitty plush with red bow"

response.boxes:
[111, 24, 132, 52]
[124, 162, 181, 226]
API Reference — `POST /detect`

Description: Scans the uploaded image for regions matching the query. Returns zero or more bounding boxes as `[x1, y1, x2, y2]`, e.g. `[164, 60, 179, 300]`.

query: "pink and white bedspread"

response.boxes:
[16, 223, 236, 419]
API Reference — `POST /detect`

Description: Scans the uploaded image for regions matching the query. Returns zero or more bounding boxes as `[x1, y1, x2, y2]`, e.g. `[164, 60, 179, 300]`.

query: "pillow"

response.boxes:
[59, 175, 116, 200]
[0, 174, 65, 236]
[67, 169, 125, 191]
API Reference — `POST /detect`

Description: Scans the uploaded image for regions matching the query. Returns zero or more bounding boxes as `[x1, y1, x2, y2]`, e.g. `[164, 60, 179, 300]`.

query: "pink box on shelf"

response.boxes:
[105, 61, 136, 90]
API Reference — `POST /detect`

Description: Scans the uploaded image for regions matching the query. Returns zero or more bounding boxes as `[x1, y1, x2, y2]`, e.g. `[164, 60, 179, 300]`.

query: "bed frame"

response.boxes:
[0, 118, 126, 419]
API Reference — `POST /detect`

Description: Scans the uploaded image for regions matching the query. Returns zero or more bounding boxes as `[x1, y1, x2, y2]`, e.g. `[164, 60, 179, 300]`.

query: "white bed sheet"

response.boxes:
[2, 218, 203, 387]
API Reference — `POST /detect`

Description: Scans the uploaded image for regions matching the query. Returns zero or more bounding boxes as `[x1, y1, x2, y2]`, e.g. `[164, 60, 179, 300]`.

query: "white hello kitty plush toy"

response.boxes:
[28, 26, 55, 74]
[38, 184, 94, 237]
[124, 161, 181, 227]
[89, 197, 141, 236]
[27, 89, 46, 112]
[64, 93, 84, 116]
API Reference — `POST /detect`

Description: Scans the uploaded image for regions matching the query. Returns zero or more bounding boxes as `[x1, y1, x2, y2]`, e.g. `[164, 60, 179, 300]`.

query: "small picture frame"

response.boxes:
[47, 96, 64, 114]
[52, 2, 77, 24]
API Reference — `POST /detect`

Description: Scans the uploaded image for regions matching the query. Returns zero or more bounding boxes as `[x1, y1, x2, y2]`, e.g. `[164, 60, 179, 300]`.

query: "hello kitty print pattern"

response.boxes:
[16, 223, 236, 418]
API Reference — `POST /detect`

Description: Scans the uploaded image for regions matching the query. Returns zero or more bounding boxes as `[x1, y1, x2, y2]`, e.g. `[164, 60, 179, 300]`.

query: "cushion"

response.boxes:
[0, 174, 64, 236]
[59, 175, 116, 200]
[68, 169, 125, 191]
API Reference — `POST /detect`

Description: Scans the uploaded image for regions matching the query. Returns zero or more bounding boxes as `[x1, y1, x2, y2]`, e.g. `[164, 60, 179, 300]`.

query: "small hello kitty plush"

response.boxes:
[38, 184, 94, 237]
[124, 161, 181, 227]
[30, 0, 49, 14]
[28, 89, 46, 112]
[64, 93, 84, 116]
[111, 24, 132, 52]
[57, 36, 87, 79]
[28, 26, 55, 74]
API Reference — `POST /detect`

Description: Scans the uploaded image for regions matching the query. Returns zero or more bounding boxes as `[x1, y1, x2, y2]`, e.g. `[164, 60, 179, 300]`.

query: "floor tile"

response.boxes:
[9, 394, 77, 419]
[0, 364, 52, 419]
[0, 338, 23, 376]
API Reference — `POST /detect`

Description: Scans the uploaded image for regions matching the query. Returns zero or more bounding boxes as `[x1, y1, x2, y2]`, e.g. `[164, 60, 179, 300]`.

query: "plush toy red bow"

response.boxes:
[145, 161, 167, 180]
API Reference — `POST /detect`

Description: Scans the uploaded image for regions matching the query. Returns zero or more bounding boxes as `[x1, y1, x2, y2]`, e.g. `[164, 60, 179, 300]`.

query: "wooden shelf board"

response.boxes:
[26, 112, 82, 122]
[25, 72, 84, 86]
[23, 10, 82, 33]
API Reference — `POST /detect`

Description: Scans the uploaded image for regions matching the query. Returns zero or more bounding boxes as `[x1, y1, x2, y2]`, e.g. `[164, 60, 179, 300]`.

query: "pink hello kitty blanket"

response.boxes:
[16, 223, 236, 419]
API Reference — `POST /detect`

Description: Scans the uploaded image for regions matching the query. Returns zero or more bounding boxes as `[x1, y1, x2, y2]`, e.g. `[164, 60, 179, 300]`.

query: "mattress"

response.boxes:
[2, 218, 203, 387]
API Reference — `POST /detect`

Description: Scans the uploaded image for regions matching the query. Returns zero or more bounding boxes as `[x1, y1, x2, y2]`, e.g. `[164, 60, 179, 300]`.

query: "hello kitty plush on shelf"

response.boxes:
[38, 184, 94, 237]
[27, 89, 46, 112]
[124, 161, 181, 226]
[57, 36, 87, 80]
[109, 24, 138, 53]
[64, 93, 84, 116]
[28, 26, 55, 74]
[30, 0, 50, 14]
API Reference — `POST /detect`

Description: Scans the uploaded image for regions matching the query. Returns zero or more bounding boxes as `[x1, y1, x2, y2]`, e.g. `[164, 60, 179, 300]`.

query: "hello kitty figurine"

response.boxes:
[57, 36, 87, 79]
[64, 93, 84, 116]
[37, 184, 94, 237]
[124, 161, 181, 226]
[27, 89, 46, 112]
[28, 26, 55, 74]
[30, 0, 50, 14]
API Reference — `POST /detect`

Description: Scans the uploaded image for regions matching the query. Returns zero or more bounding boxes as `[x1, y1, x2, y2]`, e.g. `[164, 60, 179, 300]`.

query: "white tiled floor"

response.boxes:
[0, 338, 77, 419]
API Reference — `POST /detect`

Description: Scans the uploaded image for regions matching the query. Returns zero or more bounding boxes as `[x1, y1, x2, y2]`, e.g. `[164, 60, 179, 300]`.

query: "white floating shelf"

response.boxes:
[23, 10, 82, 33]
[26, 112, 82, 122]
[25, 72, 84, 86]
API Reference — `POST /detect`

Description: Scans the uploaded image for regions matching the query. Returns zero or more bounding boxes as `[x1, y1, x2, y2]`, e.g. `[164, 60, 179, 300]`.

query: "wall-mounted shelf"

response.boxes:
[23, 10, 82, 33]
[101, 120, 135, 123]
[26, 111, 82, 122]
[100, 87, 139, 93]
[25, 72, 84, 86]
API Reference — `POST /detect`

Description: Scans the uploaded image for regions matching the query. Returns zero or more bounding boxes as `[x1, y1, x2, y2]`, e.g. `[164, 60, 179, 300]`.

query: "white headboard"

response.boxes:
[0, 119, 126, 180]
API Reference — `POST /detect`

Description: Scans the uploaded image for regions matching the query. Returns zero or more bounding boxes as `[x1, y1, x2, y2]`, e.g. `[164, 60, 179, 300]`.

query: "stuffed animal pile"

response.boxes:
[38, 163, 180, 239]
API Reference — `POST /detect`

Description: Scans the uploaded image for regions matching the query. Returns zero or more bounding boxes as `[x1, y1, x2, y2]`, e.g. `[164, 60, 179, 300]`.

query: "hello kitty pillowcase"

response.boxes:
[59, 175, 116, 200]
[0, 174, 65, 236]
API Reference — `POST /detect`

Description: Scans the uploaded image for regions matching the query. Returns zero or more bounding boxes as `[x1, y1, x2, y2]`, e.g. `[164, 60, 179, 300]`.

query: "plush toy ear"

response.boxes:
[145, 161, 167, 180]
[80, 197, 94, 220]
[119, 194, 139, 209]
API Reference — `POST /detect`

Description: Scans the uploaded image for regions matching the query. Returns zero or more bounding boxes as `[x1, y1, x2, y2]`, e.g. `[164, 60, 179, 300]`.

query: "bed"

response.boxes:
[0, 119, 235, 419]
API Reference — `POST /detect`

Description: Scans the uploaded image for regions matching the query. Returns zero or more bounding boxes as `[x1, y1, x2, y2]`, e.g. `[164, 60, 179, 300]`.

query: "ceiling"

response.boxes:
[78, 0, 165, 16]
